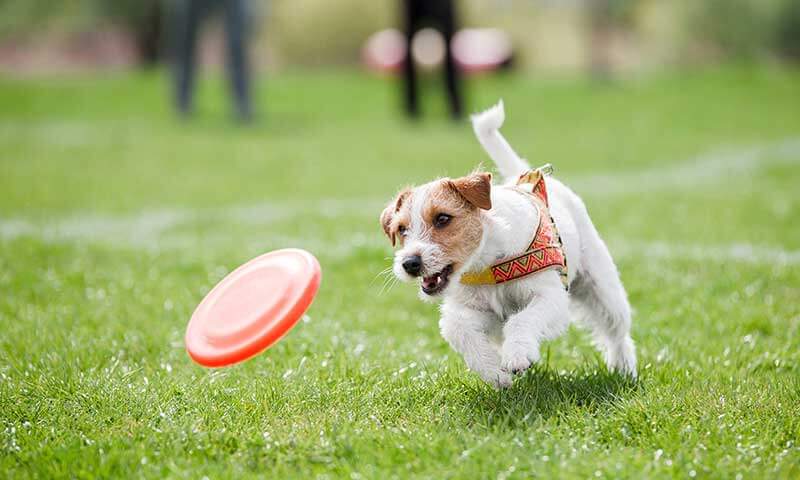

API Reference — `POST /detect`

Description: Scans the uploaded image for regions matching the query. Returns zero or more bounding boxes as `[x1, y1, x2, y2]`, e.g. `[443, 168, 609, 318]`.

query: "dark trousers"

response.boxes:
[402, 0, 463, 119]
[173, 0, 252, 120]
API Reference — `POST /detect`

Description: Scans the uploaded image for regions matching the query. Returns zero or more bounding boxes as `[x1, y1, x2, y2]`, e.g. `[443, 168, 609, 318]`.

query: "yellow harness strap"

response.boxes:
[460, 164, 569, 290]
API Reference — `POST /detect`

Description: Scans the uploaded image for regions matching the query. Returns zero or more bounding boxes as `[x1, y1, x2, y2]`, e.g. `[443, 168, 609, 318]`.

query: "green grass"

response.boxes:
[1, 66, 799, 478]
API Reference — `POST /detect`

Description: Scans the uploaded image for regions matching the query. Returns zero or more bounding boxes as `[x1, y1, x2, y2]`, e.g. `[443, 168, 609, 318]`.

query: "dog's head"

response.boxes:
[380, 172, 492, 299]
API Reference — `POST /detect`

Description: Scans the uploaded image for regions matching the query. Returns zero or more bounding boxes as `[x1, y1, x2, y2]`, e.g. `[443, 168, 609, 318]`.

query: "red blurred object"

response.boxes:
[362, 28, 513, 74]
[452, 28, 513, 73]
[362, 28, 406, 73]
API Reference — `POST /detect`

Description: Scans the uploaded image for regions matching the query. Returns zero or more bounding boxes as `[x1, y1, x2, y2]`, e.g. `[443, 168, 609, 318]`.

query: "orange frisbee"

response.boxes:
[185, 248, 321, 367]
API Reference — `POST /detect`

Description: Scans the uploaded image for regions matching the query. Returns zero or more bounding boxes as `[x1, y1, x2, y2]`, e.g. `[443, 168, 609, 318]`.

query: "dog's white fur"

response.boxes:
[390, 101, 637, 388]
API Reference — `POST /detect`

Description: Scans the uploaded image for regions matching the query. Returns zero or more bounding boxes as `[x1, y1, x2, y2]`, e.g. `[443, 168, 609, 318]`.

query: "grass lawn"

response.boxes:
[1, 66, 799, 478]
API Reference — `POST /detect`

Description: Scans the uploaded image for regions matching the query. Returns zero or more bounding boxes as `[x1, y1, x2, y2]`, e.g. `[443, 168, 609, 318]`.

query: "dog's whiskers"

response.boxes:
[380, 276, 400, 295]
[370, 263, 402, 295]
[370, 266, 395, 287]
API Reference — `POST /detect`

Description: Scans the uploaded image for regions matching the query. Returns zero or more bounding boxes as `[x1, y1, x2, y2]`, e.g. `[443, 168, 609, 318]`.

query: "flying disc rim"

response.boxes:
[185, 248, 321, 367]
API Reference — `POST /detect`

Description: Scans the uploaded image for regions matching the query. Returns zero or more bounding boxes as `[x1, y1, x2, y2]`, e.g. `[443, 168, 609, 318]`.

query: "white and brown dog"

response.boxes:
[380, 101, 637, 388]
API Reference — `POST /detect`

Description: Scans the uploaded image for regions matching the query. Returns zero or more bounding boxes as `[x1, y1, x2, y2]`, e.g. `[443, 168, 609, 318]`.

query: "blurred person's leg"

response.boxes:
[439, 0, 462, 119]
[173, 0, 207, 117]
[223, 0, 253, 122]
[402, 0, 420, 118]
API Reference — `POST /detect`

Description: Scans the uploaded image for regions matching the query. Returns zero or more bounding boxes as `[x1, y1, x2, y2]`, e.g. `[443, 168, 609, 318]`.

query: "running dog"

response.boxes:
[380, 101, 637, 388]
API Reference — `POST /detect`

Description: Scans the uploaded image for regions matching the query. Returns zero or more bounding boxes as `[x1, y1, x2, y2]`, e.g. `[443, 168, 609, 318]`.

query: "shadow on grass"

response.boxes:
[461, 366, 639, 429]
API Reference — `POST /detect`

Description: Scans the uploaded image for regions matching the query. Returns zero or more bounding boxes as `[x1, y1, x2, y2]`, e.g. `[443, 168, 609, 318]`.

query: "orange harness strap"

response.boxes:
[460, 165, 569, 290]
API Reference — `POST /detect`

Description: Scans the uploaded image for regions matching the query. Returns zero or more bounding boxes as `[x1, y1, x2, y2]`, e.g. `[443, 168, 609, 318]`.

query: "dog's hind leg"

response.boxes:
[571, 272, 637, 377]
[570, 215, 637, 377]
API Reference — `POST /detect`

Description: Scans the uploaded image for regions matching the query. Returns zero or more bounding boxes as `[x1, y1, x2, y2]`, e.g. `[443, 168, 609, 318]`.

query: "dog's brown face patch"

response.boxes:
[381, 172, 491, 289]
[420, 177, 486, 272]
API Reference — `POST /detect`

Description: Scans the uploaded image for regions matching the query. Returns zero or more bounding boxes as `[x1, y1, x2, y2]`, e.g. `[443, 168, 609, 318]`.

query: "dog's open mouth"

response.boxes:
[421, 264, 453, 296]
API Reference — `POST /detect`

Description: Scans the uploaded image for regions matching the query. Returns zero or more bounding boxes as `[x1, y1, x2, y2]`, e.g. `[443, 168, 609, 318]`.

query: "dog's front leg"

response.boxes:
[501, 285, 569, 375]
[439, 304, 511, 388]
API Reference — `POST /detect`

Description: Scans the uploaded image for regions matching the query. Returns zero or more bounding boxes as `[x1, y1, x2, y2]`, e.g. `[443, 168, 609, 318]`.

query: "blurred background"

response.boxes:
[1, 0, 798, 79]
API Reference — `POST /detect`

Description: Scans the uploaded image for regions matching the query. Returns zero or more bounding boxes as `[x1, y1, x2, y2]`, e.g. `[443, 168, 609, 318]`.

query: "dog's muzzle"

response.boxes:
[421, 264, 453, 296]
[402, 255, 423, 276]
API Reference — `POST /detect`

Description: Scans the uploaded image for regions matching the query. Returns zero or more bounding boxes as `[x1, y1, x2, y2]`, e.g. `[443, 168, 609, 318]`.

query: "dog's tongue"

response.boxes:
[422, 274, 440, 290]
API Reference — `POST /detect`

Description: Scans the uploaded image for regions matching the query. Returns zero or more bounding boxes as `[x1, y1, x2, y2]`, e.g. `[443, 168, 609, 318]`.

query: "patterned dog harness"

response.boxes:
[460, 164, 569, 290]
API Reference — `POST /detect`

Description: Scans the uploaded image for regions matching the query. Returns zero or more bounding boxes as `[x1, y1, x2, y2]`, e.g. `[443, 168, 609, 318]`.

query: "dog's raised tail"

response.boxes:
[471, 100, 530, 181]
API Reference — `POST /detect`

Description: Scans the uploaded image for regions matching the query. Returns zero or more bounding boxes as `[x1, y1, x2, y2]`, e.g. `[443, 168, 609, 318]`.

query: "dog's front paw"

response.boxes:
[478, 368, 513, 389]
[501, 343, 540, 375]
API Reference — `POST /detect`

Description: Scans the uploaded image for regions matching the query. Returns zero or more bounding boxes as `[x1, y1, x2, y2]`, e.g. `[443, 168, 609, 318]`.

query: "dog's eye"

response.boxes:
[434, 213, 452, 228]
[398, 225, 408, 237]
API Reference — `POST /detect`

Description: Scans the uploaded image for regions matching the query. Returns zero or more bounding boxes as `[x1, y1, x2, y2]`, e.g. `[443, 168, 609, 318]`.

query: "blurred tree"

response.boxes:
[0, 0, 87, 36]
[776, 0, 800, 60]
[586, 0, 640, 78]
[687, 0, 773, 59]
[91, 0, 164, 66]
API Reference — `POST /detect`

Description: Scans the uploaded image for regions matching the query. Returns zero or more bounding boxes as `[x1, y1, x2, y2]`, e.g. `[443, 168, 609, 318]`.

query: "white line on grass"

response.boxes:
[0, 120, 121, 148]
[251, 234, 800, 267]
[0, 199, 379, 248]
[8, 210, 798, 267]
[611, 239, 800, 266]
[1, 138, 799, 258]
[567, 138, 800, 195]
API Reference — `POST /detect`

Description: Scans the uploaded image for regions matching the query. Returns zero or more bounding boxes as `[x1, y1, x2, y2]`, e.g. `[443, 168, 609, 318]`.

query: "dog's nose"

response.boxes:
[402, 255, 423, 276]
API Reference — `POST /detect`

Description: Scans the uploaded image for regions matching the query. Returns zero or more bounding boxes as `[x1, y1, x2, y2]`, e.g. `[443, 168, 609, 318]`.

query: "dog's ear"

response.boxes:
[380, 189, 410, 246]
[450, 172, 492, 210]
[380, 204, 396, 246]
